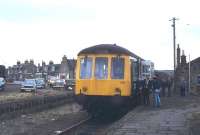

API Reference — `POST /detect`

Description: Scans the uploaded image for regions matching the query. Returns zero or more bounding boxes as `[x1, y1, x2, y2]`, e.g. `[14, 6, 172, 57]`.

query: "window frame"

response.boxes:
[79, 57, 93, 79]
[111, 57, 125, 80]
[94, 57, 109, 80]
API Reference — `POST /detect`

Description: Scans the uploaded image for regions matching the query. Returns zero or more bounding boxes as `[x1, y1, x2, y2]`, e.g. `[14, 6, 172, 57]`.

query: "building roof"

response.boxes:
[191, 57, 200, 64]
[78, 44, 142, 59]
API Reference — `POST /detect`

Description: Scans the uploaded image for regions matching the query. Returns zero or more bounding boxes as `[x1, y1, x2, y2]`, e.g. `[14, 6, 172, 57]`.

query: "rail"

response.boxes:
[58, 116, 92, 135]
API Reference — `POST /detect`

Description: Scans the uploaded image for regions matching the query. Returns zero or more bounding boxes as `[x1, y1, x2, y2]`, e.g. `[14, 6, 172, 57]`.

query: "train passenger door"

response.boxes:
[94, 57, 109, 95]
[131, 59, 139, 96]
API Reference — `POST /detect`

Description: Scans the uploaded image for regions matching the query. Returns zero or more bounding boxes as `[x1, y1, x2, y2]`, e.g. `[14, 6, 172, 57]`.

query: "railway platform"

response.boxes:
[107, 94, 200, 135]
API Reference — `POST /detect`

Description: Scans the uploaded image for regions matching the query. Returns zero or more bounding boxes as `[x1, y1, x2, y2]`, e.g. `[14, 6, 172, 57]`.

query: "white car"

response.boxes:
[36, 78, 46, 89]
[0, 77, 5, 91]
[21, 79, 37, 92]
[53, 79, 66, 88]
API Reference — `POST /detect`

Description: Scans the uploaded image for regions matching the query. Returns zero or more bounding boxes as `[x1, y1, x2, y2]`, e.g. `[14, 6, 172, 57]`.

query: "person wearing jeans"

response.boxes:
[154, 88, 161, 107]
[152, 75, 161, 107]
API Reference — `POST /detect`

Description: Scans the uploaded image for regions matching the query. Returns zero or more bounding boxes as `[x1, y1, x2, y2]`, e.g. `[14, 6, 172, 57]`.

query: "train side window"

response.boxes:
[95, 57, 108, 79]
[133, 60, 139, 81]
[80, 57, 92, 79]
[111, 58, 124, 79]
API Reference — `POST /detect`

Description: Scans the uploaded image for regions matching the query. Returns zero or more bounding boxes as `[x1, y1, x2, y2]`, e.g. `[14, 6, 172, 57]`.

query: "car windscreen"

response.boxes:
[36, 79, 44, 84]
[24, 80, 35, 84]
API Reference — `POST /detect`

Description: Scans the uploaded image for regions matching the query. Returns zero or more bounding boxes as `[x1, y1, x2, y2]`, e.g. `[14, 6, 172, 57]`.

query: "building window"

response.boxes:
[51, 66, 55, 72]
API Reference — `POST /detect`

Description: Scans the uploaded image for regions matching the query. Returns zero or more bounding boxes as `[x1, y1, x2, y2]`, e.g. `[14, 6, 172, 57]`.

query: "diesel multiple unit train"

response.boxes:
[75, 44, 154, 114]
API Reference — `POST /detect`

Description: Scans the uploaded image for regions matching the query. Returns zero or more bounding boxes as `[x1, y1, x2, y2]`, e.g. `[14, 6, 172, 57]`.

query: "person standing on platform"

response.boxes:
[152, 75, 161, 107]
[161, 79, 167, 97]
[135, 79, 141, 105]
[167, 77, 172, 97]
[144, 77, 151, 105]
[138, 79, 144, 105]
[180, 78, 187, 96]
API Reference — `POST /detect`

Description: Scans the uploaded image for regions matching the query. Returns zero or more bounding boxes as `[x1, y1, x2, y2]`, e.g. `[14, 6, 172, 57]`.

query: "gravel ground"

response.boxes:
[0, 103, 88, 135]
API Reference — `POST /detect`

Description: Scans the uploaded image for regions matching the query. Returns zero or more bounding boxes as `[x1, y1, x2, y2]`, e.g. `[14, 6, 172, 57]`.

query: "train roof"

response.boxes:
[78, 44, 142, 59]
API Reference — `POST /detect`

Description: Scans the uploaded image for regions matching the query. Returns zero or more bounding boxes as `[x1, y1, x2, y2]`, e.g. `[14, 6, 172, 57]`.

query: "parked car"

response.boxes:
[53, 79, 66, 89]
[48, 78, 56, 88]
[21, 79, 37, 92]
[65, 79, 75, 90]
[0, 77, 5, 91]
[35, 78, 46, 89]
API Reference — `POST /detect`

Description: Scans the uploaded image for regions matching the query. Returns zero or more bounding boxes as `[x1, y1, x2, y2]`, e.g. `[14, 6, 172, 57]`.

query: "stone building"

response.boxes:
[0, 65, 6, 78]
[67, 59, 76, 79]
[47, 61, 60, 77]
[175, 45, 200, 94]
[59, 55, 76, 79]
[35, 61, 48, 79]
[7, 56, 76, 81]
[189, 57, 200, 92]
[7, 60, 37, 81]
[59, 55, 69, 79]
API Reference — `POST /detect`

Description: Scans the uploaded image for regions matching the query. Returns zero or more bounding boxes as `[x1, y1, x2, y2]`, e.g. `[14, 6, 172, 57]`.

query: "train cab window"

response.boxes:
[95, 57, 108, 79]
[111, 58, 124, 79]
[80, 57, 93, 79]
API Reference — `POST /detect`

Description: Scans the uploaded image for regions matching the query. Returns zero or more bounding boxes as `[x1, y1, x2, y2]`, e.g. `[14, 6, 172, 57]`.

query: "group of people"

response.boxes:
[135, 75, 172, 108]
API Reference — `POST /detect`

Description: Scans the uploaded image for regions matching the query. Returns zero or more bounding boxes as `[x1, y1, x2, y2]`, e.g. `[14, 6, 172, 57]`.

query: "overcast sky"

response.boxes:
[0, 0, 200, 70]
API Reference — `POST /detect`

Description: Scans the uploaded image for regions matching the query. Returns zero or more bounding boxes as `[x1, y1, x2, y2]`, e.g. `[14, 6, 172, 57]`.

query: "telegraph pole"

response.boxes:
[170, 17, 179, 92]
[189, 54, 191, 94]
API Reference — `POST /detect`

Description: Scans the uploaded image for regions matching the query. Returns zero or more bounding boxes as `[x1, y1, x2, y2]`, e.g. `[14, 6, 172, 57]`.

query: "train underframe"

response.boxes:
[76, 94, 136, 116]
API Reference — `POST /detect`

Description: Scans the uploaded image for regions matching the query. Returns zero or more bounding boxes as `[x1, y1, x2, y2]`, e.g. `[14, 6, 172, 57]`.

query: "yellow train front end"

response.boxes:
[75, 54, 132, 113]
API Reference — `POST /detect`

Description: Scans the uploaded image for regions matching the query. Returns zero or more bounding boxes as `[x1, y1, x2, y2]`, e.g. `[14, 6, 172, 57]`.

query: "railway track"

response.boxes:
[57, 113, 126, 135]
[58, 116, 92, 135]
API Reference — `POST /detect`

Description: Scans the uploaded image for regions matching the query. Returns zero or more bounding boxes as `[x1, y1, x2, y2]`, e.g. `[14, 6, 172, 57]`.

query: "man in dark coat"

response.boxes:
[143, 77, 151, 105]
[161, 79, 167, 97]
[135, 78, 145, 105]
[167, 77, 172, 97]
[135, 79, 141, 105]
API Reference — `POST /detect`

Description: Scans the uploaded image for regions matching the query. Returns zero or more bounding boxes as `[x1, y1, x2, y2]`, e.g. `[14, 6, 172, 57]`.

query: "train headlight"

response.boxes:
[114, 88, 121, 96]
